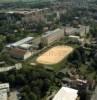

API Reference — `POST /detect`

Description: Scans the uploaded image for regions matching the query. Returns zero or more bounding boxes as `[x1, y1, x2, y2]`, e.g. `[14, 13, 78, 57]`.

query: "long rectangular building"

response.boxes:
[6, 37, 34, 48]
[41, 28, 64, 45]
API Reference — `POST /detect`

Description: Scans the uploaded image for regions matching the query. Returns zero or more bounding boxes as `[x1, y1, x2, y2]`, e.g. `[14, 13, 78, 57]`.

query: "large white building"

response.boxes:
[6, 37, 34, 60]
[6, 37, 34, 48]
[0, 83, 9, 100]
[41, 28, 64, 45]
[53, 87, 78, 100]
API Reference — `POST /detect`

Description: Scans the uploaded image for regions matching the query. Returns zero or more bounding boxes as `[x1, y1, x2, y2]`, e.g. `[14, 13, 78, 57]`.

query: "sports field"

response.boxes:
[36, 45, 73, 65]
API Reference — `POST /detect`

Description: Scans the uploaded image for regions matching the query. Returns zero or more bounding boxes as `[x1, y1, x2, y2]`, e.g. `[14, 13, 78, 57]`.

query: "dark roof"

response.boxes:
[10, 48, 27, 57]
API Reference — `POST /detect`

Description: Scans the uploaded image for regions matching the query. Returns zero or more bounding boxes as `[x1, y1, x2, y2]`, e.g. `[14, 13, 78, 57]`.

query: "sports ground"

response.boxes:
[36, 45, 73, 65]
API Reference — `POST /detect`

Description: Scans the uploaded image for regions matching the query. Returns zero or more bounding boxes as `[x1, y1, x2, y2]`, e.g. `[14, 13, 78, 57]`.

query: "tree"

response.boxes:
[6, 34, 16, 43]
[21, 85, 31, 94]
[0, 35, 6, 51]
[29, 92, 37, 100]
[8, 74, 15, 87]
[38, 43, 44, 49]
[15, 74, 26, 86]
[21, 93, 29, 100]
[32, 86, 41, 96]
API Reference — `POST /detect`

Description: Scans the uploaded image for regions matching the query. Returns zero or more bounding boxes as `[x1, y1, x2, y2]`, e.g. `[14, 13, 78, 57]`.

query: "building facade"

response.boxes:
[9, 48, 32, 60]
[64, 25, 90, 37]
[41, 28, 64, 45]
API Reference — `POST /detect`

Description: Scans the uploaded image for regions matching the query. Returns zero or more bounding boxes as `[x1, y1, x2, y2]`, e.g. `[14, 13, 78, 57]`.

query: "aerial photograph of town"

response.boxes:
[0, 0, 97, 100]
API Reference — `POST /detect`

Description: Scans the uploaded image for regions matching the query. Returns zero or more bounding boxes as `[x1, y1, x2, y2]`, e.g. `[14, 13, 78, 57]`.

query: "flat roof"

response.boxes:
[68, 35, 80, 39]
[11, 37, 34, 47]
[19, 44, 32, 49]
[0, 83, 9, 90]
[43, 28, 62, 38]
[53, 87, 78, 100]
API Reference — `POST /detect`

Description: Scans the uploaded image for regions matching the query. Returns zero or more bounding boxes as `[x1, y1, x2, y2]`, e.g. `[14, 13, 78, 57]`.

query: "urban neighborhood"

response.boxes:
[0, 0, 97, 100]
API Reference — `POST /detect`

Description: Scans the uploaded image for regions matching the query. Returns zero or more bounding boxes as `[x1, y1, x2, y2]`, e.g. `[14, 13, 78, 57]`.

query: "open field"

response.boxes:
[36, 45, 73, 65]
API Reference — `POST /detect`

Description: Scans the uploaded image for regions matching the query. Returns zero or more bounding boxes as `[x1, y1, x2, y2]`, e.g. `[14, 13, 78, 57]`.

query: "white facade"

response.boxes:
[24, 51, 32, 60]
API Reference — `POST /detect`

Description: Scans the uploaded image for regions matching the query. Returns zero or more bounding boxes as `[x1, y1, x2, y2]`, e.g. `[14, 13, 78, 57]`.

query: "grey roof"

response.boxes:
[42, 28, 61, 38]
[11, 37, 34, 47]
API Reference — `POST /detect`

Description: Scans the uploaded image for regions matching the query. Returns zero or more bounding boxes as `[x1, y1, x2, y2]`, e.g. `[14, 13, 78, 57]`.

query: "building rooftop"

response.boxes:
[0, 61, 5, 65]
[68, 35, 80, 39]
[43, 28, 62, 38]
[7, 8, 49, 15]
[0, 83, 9, 90]
[19, 44, 32, 49]
[0, 83, 9, 100]
[9, 37, 34, 47]
[53, 87, 78, 100]
[10, 48, 27, 57]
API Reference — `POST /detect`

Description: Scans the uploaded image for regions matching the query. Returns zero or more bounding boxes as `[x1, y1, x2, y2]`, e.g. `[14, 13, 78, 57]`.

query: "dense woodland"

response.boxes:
[0, 66, 56, 100]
